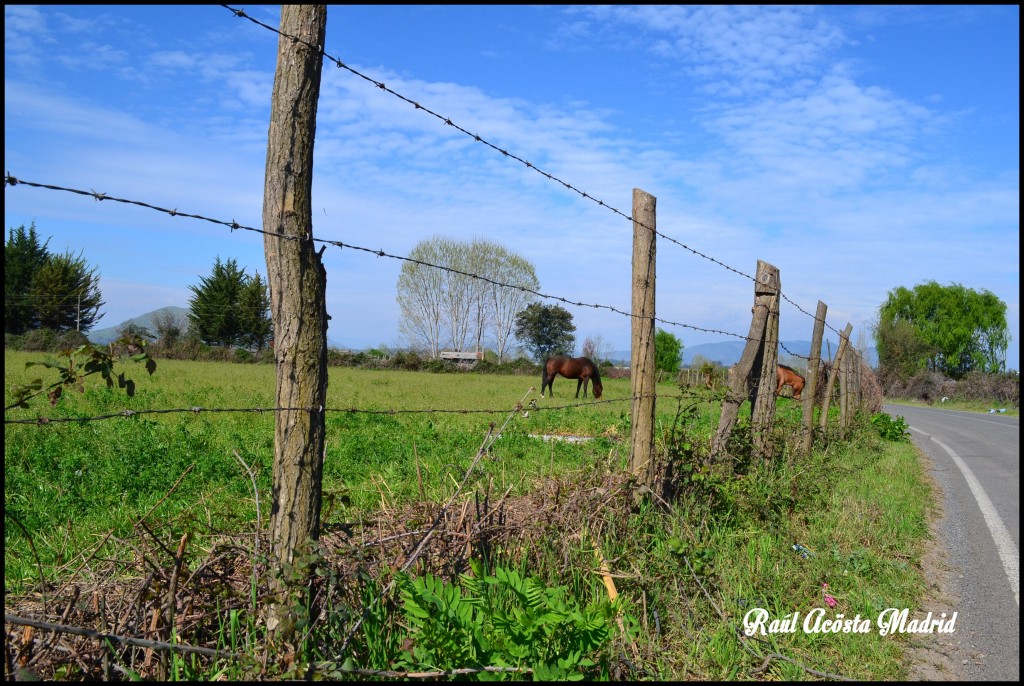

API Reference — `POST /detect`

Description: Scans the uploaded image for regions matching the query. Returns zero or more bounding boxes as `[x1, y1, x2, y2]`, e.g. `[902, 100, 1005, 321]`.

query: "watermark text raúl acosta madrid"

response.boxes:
[743, 607, 957, 637]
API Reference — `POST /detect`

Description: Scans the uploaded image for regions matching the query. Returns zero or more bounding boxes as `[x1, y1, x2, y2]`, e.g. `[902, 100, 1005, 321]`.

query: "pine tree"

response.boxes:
[5, 223, 51, 334]
[29, 249, 105, 333]
[187, 257, 273, 348]
[238, 271, 273, 350]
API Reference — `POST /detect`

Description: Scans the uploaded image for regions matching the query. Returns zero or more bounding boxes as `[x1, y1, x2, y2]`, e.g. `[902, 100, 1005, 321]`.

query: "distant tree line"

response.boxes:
[5, 222, 271, 354]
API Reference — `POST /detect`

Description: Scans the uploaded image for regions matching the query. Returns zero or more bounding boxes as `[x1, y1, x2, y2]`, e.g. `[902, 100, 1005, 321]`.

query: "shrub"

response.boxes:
[18, 328, 58, 352]
[955, 370, 1019, 407]
[871, 413, 910, 441]
[56, 330, 89, 352]
[395, 562, 624, 679]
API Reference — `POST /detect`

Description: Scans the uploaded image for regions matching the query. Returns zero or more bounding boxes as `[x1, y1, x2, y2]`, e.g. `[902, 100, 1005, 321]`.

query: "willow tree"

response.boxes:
[876, 281, 1009, 377]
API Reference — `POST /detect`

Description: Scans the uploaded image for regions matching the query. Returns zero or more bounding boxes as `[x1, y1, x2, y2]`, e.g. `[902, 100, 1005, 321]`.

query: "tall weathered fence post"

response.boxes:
[712, 260, 780, 461]
[262, 4, 329, 641]
[801, 300, 827, 456]
[629, 189, 657, 486]
[818, 323, 852, 432]
[750, 266, 780, 460]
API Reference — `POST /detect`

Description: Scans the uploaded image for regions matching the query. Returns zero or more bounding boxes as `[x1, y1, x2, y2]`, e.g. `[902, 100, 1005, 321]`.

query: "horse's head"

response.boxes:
[592, 380, 603, 399]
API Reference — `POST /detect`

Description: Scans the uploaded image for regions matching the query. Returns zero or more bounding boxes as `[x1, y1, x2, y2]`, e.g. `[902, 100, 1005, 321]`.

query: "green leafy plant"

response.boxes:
[394, 560, 625, 679]
[870, 413, 910, 441]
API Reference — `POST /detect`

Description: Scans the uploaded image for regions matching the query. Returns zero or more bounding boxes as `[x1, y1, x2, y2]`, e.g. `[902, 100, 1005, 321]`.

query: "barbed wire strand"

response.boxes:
[4, 392, 722, 426]
[6, 175, 820, 361]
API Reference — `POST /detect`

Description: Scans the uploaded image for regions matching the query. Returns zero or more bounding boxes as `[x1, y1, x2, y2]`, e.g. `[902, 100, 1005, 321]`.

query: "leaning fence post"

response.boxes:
[712, 260, 779, 462]
[629, 188, 657, 486]
[801, 301, 827, 456]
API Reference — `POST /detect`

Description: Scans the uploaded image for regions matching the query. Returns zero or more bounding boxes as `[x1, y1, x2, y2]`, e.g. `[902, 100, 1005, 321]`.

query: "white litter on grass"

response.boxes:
[529, 433, 596, 444]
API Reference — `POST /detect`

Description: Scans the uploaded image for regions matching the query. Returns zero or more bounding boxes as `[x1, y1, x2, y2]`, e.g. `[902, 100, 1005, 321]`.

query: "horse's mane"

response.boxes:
[778, 363, 804, 378]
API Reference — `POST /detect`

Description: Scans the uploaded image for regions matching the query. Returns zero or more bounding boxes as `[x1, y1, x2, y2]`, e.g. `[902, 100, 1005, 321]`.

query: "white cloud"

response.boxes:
[4, 6, 1018, 369]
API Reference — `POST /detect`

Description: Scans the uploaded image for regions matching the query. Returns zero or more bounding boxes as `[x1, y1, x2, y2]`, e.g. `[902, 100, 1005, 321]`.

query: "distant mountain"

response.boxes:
[88, 306, 190, 345]
[88, 306, 358, 351]
[609, 340, 877, 368]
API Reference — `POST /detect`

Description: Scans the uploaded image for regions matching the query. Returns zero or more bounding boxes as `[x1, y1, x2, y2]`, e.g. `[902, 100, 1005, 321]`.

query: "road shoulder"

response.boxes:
[906, 444, 968, 680]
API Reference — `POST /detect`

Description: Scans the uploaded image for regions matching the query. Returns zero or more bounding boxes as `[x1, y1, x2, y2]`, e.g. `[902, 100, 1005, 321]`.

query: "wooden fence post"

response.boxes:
[800, 301, 827, 456]
[851, 352, 860, 411]
[712, 260, 779, 461]
[750, 265, 780, 460]
[629, 189, 657, 486]
[818, 323, 852, 432]
[839, 348, 849, 431]
[262, 4, 329, 641]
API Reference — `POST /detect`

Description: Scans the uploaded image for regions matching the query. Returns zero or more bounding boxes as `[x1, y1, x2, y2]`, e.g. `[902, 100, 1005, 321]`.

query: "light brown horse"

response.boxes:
[776, 364, 805, 399]
[541, 355, 603, 399]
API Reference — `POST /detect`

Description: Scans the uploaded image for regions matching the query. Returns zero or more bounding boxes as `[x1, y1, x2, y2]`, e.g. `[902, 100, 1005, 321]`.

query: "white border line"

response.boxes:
[911, 426, 1020, 606]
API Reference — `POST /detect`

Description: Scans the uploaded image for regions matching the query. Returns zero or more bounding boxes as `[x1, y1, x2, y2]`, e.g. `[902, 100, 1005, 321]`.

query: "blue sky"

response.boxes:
[4, 5, 1019, 370]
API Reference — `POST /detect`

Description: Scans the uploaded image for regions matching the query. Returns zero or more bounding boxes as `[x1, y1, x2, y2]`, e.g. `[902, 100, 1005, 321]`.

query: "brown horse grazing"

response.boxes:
[541, 355, 603, 399]
[776, 364, 805, 399]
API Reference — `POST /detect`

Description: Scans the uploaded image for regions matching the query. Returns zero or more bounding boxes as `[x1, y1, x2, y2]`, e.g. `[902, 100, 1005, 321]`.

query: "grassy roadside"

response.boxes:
[883, 396, 1018, 416]
[4, 350, 934, 680]
[558, 416, 932, 680]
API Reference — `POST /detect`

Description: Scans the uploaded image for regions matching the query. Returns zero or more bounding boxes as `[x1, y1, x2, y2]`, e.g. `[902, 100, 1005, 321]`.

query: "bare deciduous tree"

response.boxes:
[152, 309, 186, 348]
[397, 236, 538, 360]
[581, 334, 612, 363]
[476, 239, 538, 362]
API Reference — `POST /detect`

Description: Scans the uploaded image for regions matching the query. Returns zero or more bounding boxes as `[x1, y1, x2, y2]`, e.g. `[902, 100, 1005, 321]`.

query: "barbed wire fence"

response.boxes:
[4, 5, 870, 680]
[3, 174, 863, 433]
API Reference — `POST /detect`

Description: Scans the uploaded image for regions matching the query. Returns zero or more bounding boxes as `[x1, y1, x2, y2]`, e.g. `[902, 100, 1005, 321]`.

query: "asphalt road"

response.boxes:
[884, 403, 1019, 681]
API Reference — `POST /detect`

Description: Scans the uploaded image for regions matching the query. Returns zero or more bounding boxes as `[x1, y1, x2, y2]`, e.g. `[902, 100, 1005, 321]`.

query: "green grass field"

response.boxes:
[4, 351, 696, 583]
[4, 349, 937, 680]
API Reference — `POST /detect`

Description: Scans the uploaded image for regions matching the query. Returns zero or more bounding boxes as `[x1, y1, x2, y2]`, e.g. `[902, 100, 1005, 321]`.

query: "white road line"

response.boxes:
[911, 426, 1020, 606]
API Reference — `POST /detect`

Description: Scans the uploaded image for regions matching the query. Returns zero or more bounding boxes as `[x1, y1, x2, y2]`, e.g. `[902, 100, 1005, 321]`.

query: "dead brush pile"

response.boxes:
[5, 469, 646, 681]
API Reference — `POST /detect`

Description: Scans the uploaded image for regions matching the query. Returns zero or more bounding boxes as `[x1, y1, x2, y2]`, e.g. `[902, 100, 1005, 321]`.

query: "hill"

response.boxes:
[88, 306, 190, 345]
[88, 306, 357, 351]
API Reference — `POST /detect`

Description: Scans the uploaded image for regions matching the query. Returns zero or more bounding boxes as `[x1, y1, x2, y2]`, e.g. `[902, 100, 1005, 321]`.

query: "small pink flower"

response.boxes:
[822, 582, 837, 608]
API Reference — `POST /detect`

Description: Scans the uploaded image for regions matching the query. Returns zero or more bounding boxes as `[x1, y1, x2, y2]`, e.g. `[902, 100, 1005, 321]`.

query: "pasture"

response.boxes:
[4, 349, 934, 680]
[3, 350, 697, 588]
